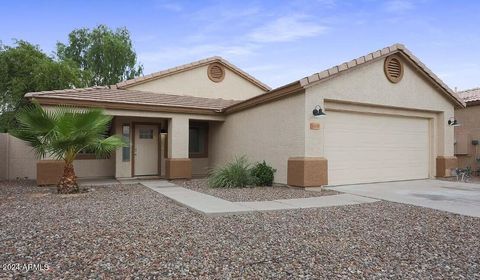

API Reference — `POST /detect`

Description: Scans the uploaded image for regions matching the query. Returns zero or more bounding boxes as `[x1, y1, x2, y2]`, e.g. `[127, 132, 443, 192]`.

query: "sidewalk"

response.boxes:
[141, 181, 379, 216]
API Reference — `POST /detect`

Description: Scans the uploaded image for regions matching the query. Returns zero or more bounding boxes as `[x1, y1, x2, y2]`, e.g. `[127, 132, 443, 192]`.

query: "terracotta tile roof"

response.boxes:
[116, 56, 271, 91]
[300, 43, 465, 108]
[458, 87, 480, 103]
[25, 86, 240, 112]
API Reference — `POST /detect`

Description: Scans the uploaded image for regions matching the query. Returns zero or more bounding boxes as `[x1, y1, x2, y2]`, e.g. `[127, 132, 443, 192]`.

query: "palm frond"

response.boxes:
[13, 103, 124, 162]
[90, 135, 126, 158]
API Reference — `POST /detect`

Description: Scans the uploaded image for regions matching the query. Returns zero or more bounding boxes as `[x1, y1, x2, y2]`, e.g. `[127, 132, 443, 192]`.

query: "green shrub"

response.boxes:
[208, 156, 255, 188]
[251, 161, 277, 186]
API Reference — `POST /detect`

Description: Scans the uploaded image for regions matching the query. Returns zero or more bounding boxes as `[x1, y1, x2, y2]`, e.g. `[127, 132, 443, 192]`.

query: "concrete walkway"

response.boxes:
[328, 180, 480, 218]
[140, 181, 378, 216]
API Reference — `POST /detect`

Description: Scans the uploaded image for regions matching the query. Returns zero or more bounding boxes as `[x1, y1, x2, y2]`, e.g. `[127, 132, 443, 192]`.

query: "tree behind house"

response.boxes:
[57, 24, 143, 86]
[0, 40, 82, 131]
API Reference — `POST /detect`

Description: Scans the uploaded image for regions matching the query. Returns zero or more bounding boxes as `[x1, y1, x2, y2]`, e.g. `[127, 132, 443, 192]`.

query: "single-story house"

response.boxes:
[0, 43, 465, 186]
[454, 88, 480, 173]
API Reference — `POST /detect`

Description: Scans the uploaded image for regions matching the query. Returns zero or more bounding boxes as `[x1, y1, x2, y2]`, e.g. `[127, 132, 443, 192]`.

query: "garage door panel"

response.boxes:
[325, 111, 430, 185]
[327, 132, 428, 146]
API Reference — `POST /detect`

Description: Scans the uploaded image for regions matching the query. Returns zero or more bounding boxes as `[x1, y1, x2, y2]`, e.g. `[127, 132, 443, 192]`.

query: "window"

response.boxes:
[122, 125, 131, 162]
[189, 122, 208, 158]
[76, 122, 113, 160]
[139, 128, 154, 139]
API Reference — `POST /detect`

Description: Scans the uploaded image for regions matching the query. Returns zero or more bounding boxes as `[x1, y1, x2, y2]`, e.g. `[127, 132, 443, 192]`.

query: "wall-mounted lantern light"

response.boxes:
[447, 117, 461, 127]
[312, 105, 326, 118]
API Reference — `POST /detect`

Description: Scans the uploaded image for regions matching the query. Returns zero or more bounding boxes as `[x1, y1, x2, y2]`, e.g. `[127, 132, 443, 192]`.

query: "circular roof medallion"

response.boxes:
[208, 63, 225, 82]
[384, 55, 404, 83]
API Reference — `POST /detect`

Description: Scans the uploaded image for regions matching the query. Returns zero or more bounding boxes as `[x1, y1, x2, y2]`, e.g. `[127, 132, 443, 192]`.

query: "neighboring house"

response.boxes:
[455, 88, 480, 173]
[0, 43, 465, 186]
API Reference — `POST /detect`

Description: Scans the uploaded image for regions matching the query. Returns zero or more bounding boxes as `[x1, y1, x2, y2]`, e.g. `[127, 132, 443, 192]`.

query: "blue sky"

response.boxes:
[1, 0, 479, 90]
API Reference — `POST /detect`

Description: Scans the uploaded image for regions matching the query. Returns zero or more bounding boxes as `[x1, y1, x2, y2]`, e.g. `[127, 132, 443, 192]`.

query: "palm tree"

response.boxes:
[13, 103, 125, 194]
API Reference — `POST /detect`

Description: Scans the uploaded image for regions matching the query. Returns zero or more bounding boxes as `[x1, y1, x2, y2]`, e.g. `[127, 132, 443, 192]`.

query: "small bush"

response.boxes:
[208, 156, 255, 188]
[251, 161, 277, 186]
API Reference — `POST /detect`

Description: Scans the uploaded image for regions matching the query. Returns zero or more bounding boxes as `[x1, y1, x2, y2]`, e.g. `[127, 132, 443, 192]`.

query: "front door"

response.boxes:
[134, 124, 159, 176]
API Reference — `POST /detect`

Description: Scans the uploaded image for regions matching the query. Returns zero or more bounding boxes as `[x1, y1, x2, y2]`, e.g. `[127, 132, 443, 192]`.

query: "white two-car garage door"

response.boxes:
[325, 111, 430, 185]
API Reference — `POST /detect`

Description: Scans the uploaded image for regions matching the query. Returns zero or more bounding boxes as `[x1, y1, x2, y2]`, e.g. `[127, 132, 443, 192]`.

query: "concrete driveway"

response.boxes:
[328, 180, 480, 218]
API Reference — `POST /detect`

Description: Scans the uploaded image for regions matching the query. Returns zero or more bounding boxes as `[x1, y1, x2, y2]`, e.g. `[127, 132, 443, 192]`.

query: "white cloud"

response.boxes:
[248, 15, 327, 43]
[138, 44, 259, 73]
[385, 0, 414, 13]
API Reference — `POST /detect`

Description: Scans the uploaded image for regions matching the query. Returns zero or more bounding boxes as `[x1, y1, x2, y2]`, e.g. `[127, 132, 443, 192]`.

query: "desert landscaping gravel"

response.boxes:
[178, 179, 338, 201]
[1, 180, 479, 279]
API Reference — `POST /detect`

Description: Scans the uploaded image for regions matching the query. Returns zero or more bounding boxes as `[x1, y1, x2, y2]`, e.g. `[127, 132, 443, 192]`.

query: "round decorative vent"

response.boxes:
[384, 55, 404, 83]
[207, 63, 225, 82]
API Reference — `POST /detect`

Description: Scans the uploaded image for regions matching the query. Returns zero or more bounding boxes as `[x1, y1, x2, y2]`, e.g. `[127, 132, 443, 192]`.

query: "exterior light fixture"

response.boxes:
[312, 105, 326, 118]
[447, 117, 461, 127]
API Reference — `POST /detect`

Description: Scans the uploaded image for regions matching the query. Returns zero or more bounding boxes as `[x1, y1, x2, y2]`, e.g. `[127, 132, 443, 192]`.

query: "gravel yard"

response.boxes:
[177, 179, 338, 201]
[1, 180, 479, 279]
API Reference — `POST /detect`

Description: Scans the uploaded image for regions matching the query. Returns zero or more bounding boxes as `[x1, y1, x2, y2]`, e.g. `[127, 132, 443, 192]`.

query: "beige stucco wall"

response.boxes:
[210, 56, 456, 184]
[73, 158, 115, 178]
[209, 94, 306, 184]
[168, 116, 189, 158]
[0, 133, 7, 179]
[0, 133, 114, 180]
[127, 65, 266, 100]
[114, 114, 213, 178]
[41, 106, 224, 179]
[304, 57, 456, 178]
[104, 108, 225, 178]
[7, 135, 38, 180]
[455, 105, 480, 170]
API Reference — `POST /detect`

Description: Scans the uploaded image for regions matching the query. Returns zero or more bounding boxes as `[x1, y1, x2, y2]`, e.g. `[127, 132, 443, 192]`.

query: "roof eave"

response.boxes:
[223, 81, 303, 114]
[30, 97, 224, 116]
[465, 100, 480, 107]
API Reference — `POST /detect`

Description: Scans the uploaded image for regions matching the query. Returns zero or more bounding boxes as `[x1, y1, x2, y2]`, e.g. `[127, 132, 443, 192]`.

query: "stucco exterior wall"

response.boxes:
[209, 94, 306, 184]
[127, 65, 266, 100]
[305, 57, 456, 166]
[455, 105, 480, 170]
[114, 115, 213, 178]
[40, 106, 222, 179]
[74, 158, 115, 178]
[0, 133, 115, 180]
